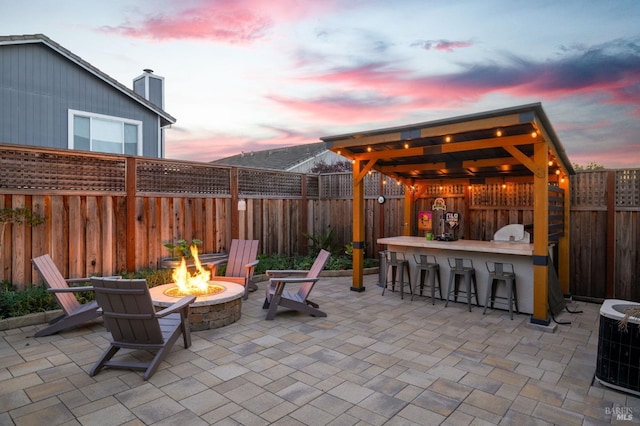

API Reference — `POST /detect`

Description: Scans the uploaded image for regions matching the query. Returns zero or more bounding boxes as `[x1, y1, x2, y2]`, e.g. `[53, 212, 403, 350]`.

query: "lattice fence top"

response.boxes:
[571, 171, 607, 207]
[616, 169, 640, 207]
[381, 175, 405, 197]
[238, 168, 303, 198]
[421, 183, 466, 197]
[2, 146, 638, 208]
[306, 175, 319, 198]
[137, 160, 231, 195]
[0, 147, 126, 192]
[319, 172, 403, 199]
[469, 183, 534, 207]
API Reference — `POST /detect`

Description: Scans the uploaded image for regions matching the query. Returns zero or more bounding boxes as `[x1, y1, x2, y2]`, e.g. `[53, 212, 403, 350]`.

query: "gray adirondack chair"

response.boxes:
[263, 249, 330, 320]
[89, 277, 195, 380]
[31, 254, 100, 337]
[208, 239, 259, 300]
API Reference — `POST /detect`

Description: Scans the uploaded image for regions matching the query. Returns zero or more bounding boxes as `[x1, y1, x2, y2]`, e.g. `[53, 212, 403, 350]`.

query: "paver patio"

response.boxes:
[1, 274, 638, 425]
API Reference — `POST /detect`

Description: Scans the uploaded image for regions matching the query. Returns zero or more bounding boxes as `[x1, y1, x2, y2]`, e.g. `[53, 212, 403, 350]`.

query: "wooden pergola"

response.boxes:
[322, 103, 575, 325]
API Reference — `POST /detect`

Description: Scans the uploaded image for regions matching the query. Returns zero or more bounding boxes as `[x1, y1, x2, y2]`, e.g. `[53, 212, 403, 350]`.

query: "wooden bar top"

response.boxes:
[377, 236, 534, 256]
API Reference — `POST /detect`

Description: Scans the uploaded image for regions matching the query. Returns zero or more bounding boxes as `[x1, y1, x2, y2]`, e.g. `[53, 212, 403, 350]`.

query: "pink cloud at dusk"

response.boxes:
[102, 0, 339, 43]
[411, 39, 474, 52]
[268, 39, 640, 125]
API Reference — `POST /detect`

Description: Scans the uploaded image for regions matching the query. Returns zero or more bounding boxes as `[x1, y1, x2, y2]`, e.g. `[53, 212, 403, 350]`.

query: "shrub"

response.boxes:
[0, 281, 59, 319]
[303, 227, 341, 256]
[120, 268, 173, 288]
[255, 253, 378, 275]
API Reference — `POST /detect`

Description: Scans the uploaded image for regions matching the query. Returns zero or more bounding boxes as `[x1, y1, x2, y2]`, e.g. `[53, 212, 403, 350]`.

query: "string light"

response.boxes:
[496, 130, 502, 137]
[445, 136, 451, 143]
[404, 142, 410, 149]
[367, 146, 372, 152]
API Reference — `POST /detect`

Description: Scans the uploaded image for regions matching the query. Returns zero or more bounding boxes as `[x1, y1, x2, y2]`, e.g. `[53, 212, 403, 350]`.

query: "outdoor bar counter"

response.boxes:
[378, 236, 534, 314]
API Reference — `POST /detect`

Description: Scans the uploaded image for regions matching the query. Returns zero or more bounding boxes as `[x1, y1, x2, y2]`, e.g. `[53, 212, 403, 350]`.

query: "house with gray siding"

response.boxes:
[0, 34, 175, 158]
[211, 141, 348, 173]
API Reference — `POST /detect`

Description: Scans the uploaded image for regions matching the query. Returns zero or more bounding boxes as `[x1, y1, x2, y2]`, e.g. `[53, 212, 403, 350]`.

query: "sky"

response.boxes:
[2, 0, 640, 168]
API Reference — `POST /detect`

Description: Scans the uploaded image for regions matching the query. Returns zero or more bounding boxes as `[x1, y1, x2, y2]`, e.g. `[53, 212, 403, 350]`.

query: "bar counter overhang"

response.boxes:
[378, 236, 535, 314]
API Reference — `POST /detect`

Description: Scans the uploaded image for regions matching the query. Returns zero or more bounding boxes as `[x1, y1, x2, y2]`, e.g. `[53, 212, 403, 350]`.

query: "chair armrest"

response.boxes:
[206, 258, 229, 268]
[156, 295, 196, 317]
[245, 259, 259, 269]
[206, 257, 229, 275]
[266, 269, 309, 277]
[63, 275, 122, 286]
[269, 277, 319, 284]
[49, 275, 123, 293]
[48, 286, 94, 293]
[65, 277, 91, 284]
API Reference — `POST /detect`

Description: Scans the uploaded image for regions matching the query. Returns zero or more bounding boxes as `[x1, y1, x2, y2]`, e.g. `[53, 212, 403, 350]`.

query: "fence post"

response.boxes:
[606, 170, 616, 298]
[230, 167, 239, 240]
[300, 175, 308, 255]
[126, 157, 136, 272]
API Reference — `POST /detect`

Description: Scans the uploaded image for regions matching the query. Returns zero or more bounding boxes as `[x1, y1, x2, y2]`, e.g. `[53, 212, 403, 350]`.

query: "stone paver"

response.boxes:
[0, 274, 627, 424]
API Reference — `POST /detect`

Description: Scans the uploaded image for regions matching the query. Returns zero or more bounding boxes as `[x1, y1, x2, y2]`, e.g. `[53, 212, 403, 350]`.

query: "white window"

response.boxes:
[68, 110, 142, 155]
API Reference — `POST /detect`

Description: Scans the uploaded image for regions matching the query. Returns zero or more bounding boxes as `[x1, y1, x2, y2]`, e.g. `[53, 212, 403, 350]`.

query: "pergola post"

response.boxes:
[403, 186, 412, 236]
[532, 142, 550, 325]
[351, 159, 365, 292]
[558, 175, 571, 294]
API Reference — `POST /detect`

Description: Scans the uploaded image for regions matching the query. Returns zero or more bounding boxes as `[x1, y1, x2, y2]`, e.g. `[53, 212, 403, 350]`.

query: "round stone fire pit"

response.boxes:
[149, 281, 244, 331]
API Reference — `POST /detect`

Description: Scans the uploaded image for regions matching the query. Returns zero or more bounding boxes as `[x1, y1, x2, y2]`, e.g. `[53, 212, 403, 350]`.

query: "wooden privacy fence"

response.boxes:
[1, 145, 639, 302]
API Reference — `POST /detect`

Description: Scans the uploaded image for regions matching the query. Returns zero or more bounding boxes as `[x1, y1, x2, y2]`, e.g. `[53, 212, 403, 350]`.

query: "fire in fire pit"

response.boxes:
[166, 244, 223, 297]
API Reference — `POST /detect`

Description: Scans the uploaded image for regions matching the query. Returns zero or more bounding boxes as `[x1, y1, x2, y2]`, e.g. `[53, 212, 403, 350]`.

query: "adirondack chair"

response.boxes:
[262, 249, 330, 320]
[207, 239, 259, 300]
[31, 254, 101, 337]
[89, 277, 196, 380]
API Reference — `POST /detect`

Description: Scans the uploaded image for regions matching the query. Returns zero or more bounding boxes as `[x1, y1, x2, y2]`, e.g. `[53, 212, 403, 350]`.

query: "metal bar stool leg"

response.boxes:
[429, 267, 436, 305]
[472, 271, 479, 307]
[507, 277, 514, 320]
[401, 261, 412, 300]
[483, 278, 493, 314]
[445, 272, 456, 307]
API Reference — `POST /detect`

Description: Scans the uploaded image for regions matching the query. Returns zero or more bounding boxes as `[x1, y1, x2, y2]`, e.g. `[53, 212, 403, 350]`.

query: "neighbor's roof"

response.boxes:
[0, 34, 176, 126]
[322, 103, 575, 184]
[211, 142, 330, 171]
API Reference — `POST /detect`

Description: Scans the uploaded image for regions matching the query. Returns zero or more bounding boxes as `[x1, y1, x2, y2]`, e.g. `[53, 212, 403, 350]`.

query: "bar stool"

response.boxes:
[445, 258, 479, 311]
[412, 254, 442, 304]
[483, 261, 519, 319]
[381, 251, 412, 299]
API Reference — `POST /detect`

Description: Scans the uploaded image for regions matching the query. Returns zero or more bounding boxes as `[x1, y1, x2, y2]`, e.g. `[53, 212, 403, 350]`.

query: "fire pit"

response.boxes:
[149, 244, 244, 331]
[149, 281, 244, 331]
